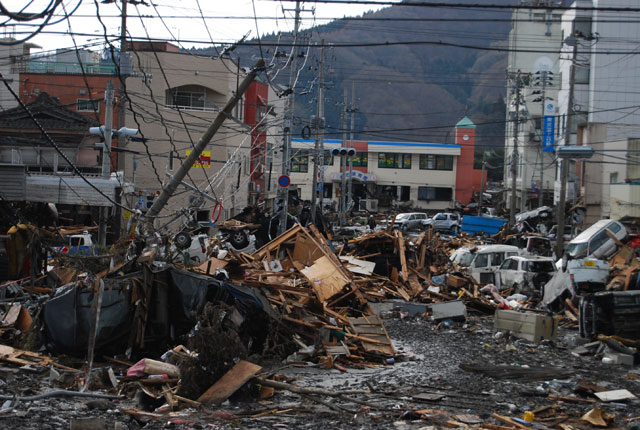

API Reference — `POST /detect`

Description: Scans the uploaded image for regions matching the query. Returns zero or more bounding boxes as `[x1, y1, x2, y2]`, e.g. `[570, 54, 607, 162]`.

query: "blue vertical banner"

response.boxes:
[542, 101, 555, 153]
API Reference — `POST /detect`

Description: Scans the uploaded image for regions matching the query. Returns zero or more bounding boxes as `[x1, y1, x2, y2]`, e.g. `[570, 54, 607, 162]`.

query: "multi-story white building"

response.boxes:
[290, 138, 462, 211]
[504, 1, 563, 212]
[556, 0, 640, 224]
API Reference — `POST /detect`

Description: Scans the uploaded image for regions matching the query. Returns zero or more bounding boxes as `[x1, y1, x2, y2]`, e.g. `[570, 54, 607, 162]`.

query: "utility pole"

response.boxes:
[311, 42, 325, 223]
[509, 72, 522, 225]
[557, 41, 578, 258]
[347, 82, 355, 207]
[538, 70, 548, 208]
[98, 81, 114, 246]
[278, 1, 302, 236]
[115, 0, 128, 237]
[144, 60, 264, 224]
[340, 87, 348, 226]
[478, 151, 486, 215]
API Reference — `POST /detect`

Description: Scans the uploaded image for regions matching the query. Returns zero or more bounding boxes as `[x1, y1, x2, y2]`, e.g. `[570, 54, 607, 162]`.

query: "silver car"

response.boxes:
[393, 212, 428, 231]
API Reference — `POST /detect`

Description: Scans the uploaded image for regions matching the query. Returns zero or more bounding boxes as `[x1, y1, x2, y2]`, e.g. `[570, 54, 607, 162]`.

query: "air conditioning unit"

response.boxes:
[359, 199, 378, 212]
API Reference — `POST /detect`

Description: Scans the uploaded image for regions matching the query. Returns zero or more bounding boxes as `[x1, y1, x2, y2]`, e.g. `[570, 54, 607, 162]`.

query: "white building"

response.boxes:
[0, 38, 38, 110]
[556, 0, 640, 224]
[504, 1, 563, 211]
[290, 138, 461, 211]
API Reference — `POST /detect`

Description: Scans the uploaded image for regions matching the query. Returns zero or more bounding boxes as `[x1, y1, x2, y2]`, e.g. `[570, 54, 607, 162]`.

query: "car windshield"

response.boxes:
[567, 242, 589, 258]
[396, 214, 410, 220]
[458, 252, 475, 266]
[527, 261, 555, 273]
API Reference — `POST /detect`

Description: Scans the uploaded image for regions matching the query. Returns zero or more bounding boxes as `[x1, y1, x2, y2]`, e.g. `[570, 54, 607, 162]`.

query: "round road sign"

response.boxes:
[278, 175, 290, 188]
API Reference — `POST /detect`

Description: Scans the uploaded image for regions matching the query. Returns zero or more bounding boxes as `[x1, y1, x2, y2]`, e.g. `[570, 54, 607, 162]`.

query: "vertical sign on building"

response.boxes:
[542, 101, 555, 153]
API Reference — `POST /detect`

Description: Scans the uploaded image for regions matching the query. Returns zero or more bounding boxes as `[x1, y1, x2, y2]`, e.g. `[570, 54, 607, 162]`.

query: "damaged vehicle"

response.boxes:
[497, 255, 556, 295]
[504, 235, 554, 258]
[422, 212, 461, 234]
[453, 244, 520, 284]
[565, 219, 627, 260]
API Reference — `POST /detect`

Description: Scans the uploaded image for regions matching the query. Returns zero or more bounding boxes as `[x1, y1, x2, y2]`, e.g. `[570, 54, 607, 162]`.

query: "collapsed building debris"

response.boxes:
[0, 217, 639, 429]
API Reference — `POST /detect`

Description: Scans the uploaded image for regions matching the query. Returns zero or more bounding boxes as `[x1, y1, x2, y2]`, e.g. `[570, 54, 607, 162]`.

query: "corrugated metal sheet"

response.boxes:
[25, 175, 117, 207]
[0, 164, 26, 200]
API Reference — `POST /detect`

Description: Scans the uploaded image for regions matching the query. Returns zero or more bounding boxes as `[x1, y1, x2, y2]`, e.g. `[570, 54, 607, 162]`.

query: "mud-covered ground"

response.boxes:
[1, 314, 639, 429]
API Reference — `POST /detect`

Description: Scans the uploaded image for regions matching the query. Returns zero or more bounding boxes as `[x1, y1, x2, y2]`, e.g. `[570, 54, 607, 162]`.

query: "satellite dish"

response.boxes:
[533, 56, 553, 73]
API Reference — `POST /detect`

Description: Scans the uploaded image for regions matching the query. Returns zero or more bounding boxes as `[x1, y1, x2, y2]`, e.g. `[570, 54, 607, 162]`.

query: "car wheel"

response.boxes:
[451, 226, 459, 235]
[229, 230, 250, 249]
[174, 232, 192, 249]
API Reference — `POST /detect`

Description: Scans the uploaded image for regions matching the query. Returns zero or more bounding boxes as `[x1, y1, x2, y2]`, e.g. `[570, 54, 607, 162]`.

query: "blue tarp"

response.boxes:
[461, 215, 507, 236]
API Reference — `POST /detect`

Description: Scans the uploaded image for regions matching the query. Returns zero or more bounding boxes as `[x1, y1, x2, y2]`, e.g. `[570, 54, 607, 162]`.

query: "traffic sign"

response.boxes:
[278, 175, 290, 188]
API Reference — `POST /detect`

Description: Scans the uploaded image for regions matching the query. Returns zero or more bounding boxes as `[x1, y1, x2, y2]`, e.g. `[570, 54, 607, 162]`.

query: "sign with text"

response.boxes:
[542, 101, 555, 153]
[186, 150, 211, 168]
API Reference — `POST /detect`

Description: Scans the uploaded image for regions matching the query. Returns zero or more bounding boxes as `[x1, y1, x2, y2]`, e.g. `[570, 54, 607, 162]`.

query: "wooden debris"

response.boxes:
[197, 360, 263, 405]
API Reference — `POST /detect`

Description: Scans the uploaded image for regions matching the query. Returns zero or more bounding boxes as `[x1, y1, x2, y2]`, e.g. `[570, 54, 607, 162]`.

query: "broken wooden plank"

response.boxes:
[0, 344, 79, 372]
[197, 360, 263, 405]
[348, 314, 395, 355]
[301, 256, 350, 303]
[397, 231, 408, 282]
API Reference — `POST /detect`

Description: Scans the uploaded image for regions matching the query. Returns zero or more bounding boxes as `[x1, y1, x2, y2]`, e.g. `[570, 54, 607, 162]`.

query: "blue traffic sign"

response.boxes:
[278, 175, 290, 187]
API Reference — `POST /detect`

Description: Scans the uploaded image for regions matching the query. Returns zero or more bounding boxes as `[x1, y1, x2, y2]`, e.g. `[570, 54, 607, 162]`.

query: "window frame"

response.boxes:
[77, 98, 100, 112]
[419, 154, 453, 171]
[378, 152, 411, 169]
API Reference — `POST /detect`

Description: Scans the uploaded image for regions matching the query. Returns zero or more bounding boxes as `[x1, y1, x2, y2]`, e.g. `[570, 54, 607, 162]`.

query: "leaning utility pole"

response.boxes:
[347, 82, 356, 206]
[509, 72, 522, 225]
[98, 81, 114, 246]
[310, 42, 325, 223]
[144, 60, 264, 224]
[557, 42, 578, 258]
[278, 1, 302, 236]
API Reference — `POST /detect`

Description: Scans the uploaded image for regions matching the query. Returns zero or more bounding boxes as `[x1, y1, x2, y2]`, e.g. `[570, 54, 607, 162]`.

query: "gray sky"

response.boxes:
[4, 0, 389, 55]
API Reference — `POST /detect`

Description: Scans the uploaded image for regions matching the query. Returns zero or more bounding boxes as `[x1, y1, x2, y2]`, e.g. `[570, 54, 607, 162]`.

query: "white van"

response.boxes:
[452, 244, 520, 284]
[565, 219, 627, 260]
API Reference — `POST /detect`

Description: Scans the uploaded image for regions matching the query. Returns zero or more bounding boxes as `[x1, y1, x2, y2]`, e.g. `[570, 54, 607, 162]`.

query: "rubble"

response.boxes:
[0, 216, 639, 429]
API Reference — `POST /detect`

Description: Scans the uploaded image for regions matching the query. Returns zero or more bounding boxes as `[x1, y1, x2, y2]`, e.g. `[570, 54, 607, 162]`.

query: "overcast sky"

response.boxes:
[4, 0, 389, 55]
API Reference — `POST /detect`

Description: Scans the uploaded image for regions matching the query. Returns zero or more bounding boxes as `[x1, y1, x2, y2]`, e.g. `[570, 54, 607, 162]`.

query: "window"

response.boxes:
[491, 252, 506, 266]
[610, 172, 618, 184]
[608, 222, 622, 234]
[166, 85, 216, 111]
[256, 104, 267, 122]
[291, 150, 309, 173]
[322, 183, 333, 198]
[417, 186, 453, 201]
[400, 185, 410, 201]
[419, 154, 453, 170]
[322, 150, 333, 166]
[435, 214, 447, 220]
[77, 99, 100, 112]
[352, 152, 368, 167]
[573, 17, 592, 38]
[499, 259, 511, 270]
[378, 152, 411, 169]
[475, 254, 488, 268]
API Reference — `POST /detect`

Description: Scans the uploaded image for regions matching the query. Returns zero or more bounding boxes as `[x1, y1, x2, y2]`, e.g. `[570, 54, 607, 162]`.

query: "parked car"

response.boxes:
[565, 219, 628, 260]
[393, 212, 428, 231]
[504, 235, 554, 258]
[497, 255, 556, 295]
[452, 244, 520, 284]
[423, 212, 461, 233]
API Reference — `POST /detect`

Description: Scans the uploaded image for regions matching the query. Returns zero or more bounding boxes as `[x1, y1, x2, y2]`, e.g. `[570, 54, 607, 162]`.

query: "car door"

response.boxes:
[498, 258, 514, 288]
[473, 252, 494, 283]
[434, 213, 447, 230]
